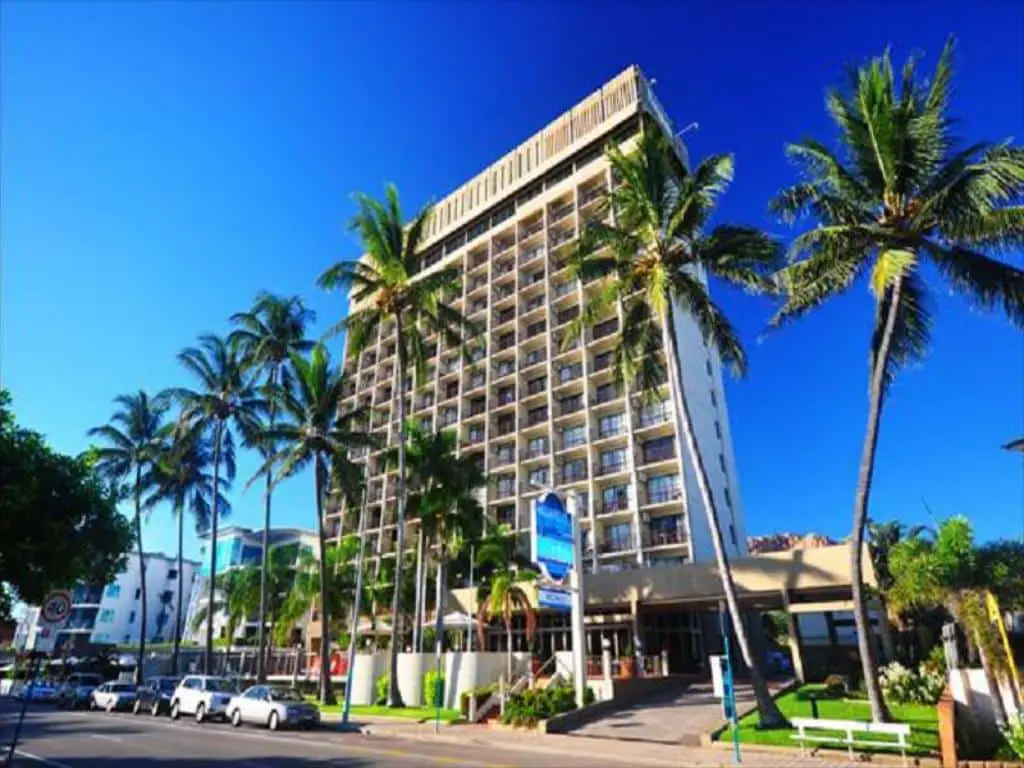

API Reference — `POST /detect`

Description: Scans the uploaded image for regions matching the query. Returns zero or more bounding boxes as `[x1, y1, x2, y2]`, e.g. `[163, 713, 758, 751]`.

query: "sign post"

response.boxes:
[531, 490, 587, 709]
[718, 604, 741, 764]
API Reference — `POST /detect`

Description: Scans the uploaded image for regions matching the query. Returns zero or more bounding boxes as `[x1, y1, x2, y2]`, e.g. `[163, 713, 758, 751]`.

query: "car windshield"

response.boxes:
[112, 683, 136, 692]
[204, 679, 232, 693]
[269, 689, 303, 702]
[158, 679, 178, 692]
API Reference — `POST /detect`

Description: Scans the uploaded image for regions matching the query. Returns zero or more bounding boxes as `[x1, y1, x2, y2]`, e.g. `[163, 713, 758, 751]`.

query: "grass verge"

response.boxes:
[305, 696, 461, 722]
[721, 684, 938, 756]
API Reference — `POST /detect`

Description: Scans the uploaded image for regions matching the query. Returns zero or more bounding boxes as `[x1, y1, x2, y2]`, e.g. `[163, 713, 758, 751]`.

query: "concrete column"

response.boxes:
[629, 592, 642, 677]
[780, 591, 806, 684]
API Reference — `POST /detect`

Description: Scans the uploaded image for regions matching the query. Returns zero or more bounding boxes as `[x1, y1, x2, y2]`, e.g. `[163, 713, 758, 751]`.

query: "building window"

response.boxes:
[496, 476, 515, 498]
[128, 611, 136, 624]
[642, 436, 675, 464]
[706, 359, 713, 376]
[527, 436, 548, 457]
[105, 584, 121, 599]
[602, 485, 629, 513]
[562, 425, 586, 449]
[603, 522, 632, 552]
[497, 504, 515, 526]
[599, 447, 627, 474]
[167, 569, 178, 580]
[714, 421, 722, 440]
[719, 453, 727, 473]
[528, 467, 549, 486]
[562, 458, 587, 483]
[134, 588, 141, 600]
[646, 474, 681, 504]
[598, 413, 624, 438]
[98, 609, 115, 623]
[710, 390, 717, 407]
[724, 487, 733, 508]
[729, 523, 739, 551]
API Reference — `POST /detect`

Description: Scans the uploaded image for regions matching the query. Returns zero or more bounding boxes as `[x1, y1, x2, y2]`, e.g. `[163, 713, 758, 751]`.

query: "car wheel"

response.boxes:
[132, 700, 142, 716]
[231, 709, 242, 728]
[151, 701, 160, 717]
[267, 710, 279, 731]
[195, 702, 205, 724]
[170, 700, 180, 720]
[89, 697, 98, 711]
[106, 698, 115, 713]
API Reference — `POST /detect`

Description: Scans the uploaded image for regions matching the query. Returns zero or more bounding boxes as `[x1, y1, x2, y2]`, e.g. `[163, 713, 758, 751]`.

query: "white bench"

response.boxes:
[791, 717, 912, 765]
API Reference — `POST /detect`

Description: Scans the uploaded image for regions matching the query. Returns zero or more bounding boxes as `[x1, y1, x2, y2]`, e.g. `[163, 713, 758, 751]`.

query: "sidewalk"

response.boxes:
[343, 719, 864, 768]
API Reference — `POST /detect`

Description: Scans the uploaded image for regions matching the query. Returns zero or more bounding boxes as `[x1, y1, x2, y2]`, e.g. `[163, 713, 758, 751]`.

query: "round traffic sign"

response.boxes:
[41, 590, 72, 624]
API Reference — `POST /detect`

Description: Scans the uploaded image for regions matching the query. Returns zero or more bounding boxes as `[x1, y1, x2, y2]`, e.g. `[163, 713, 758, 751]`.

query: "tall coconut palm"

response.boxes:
[770, 39, 1024, 721]
[229, 292, 315, 682]
[88, 391, 168, 684]
[567, 127, 785, 725]
[403, 427, 484, 703]
[145, 428, 231, 676]
[255, 343, 371, 705]
[169, 334, 260, 673]
[318, 184, 476, 706]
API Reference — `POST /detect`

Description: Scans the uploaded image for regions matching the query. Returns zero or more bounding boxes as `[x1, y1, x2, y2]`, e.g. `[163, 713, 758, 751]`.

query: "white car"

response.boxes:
[91, 682, 137, 712]
[169, 675, 235, 723]
[227, 686, 320, 731]
[16, 679, 59, 703]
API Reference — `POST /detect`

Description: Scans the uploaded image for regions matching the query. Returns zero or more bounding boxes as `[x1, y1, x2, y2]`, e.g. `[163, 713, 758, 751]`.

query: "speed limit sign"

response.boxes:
[40, 590, 72, 625]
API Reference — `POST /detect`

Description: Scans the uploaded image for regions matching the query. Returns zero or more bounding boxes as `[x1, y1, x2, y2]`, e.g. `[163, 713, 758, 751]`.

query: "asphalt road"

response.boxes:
[0, 699, 588, 768]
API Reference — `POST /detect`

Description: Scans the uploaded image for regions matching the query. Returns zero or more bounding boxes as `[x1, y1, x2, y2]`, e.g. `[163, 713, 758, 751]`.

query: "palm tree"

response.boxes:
[318, 184, 476, 706]
[567, 127, 785, 725]
[88, 391, 169, 684]
[403, 427, 485, 703]
[475, 526, 537, 681]
[256, 343, 371, 705]
[189, 568, 260, 650]
[770, 39, 1024, 721]
[229, 292, 315, 682]
[170, 334, 261, 673]
[145, 428, 231, 676]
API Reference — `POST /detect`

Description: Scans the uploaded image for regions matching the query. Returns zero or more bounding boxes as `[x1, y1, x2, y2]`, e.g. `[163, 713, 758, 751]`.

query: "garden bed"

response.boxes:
[720, 684, 939, 757]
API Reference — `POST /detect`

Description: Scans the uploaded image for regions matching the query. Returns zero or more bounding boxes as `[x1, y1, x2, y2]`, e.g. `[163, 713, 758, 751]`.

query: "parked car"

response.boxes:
[90, 681, 138, 712]
[169, 675, 235, 723]
[227, 685, 319, 731]
[133, 676, 179, 716]
[57, 673, 104, 709]
[16, 679, 59, 703]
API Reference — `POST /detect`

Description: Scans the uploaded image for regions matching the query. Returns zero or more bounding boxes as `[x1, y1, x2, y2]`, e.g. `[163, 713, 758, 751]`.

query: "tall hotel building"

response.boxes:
[333, 67, 748, 669]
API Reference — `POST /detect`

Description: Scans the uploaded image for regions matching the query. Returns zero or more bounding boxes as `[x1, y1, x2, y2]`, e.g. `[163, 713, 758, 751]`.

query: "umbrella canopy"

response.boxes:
[421, 611, 479, 630]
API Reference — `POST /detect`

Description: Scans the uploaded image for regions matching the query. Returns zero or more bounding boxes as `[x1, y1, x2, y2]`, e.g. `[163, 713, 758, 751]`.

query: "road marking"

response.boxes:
[13, 750, 73, 768]
[88, 733, 123, 743]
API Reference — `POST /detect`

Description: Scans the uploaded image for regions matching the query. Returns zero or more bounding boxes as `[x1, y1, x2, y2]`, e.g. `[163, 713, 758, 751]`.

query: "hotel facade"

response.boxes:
[331, 67, 870, 675]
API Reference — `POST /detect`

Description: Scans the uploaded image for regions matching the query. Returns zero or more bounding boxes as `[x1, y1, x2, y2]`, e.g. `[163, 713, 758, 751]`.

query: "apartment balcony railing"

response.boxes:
[527, 410, 549, 427]
[492, 454, 515, 468]
[600, 536, 636, 554]
[597, 424, 625, 440]
[579, 185, 607, 206]
[524, 445, 549, 459]
[593, 356, 613, 373]
[556, 364, 583, 384]
[495, 423, 516, 437]
[467, 376, 486, 391]
[469, 277, 488, 292]
[468, 403, 487, 418]
[71, 588, 104, 605]
[525, 324, 547, 340]
[495, 390, 517, 407]
[559, 400, 584, 416]
[494, 362, 516, 378]
[596, 460, 629, 476]
[550, 228, 575, 248]
[494, 310, 515, 326]
[646, 527, 686, 547]
[522, 271, 545, 287]
[553, 281, 575, 299]
[522, 296, 545, 313]
[439, 413, 458, 427]
[601, 495, 630, 514]
[642, 446, 676, 464]
[593, 320, 619, 340]
[593, 388, 622, 405]
[494, 285, 514, 300]
[497, 337, 516, 351]
[637, 407, 672, 428]
[561, 466, 588, 484]
[469, 302, 488, 316]
[556, 309, 580, 327]
[467, 348, 486, 363]
[466, 432, 485, 445]
[525, 379, 546, 396]
[561, 435, 587, 451]
[494, 484, 516, 499]
[440, 360, 460, 375]
[646, 487, 683, 505]
[522, 351, 546, 368]
[470, 255, 488, 271]
[494, 259, 514, 275]
[494, 239, 514, 255]
[520, 246, 544, 264]
[520, 221, 544, 240]
[550, 204, 574, 223]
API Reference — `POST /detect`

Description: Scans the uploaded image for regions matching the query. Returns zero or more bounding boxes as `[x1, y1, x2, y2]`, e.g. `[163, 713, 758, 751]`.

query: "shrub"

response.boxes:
[921, 645, 947, 678]
[459, 683, 497, 717]
[374, 674, 390, 706]
[1003, 714, 1024, 760]
[499, 680, 585, 728]
[423, 667, 445, 708]
[823, 675, 846, 698]
[880, 661, 944, 705]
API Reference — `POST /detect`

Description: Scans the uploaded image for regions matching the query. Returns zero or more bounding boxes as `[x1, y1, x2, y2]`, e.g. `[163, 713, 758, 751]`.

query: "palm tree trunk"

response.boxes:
[342, 488, 369, 725]
[205, 419, 224, 675]
[133, 467, 147, 686]
[387, 313, 408, 707]
[660, 307, 786, 727]
[314, 456, 336, 706]
[172, 503, 185, 677]
[851, 279, 903, 723]
[432, 549, 445, 709]
[256, 376, 279, 683]
[505, 618, 513, 682]
[412, 528, 425, 653]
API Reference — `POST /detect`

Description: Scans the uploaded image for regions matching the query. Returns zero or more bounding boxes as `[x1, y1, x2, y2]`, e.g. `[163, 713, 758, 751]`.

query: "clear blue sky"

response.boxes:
[3, 2, 1022, 564]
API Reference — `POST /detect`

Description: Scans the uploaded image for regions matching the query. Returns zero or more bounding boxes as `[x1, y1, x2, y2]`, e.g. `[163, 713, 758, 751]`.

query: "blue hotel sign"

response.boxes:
[531, 491, 575, 584]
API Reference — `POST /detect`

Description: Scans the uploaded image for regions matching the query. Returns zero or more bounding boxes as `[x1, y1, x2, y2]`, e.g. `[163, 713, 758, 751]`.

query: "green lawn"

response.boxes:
[305, 697, 461, 722]
[721, 684, 939, 757]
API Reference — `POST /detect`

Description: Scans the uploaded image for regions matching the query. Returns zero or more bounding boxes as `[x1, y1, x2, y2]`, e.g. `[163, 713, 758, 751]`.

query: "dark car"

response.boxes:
[132, 676, 180, 716]
[57, 673, 104, 709]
